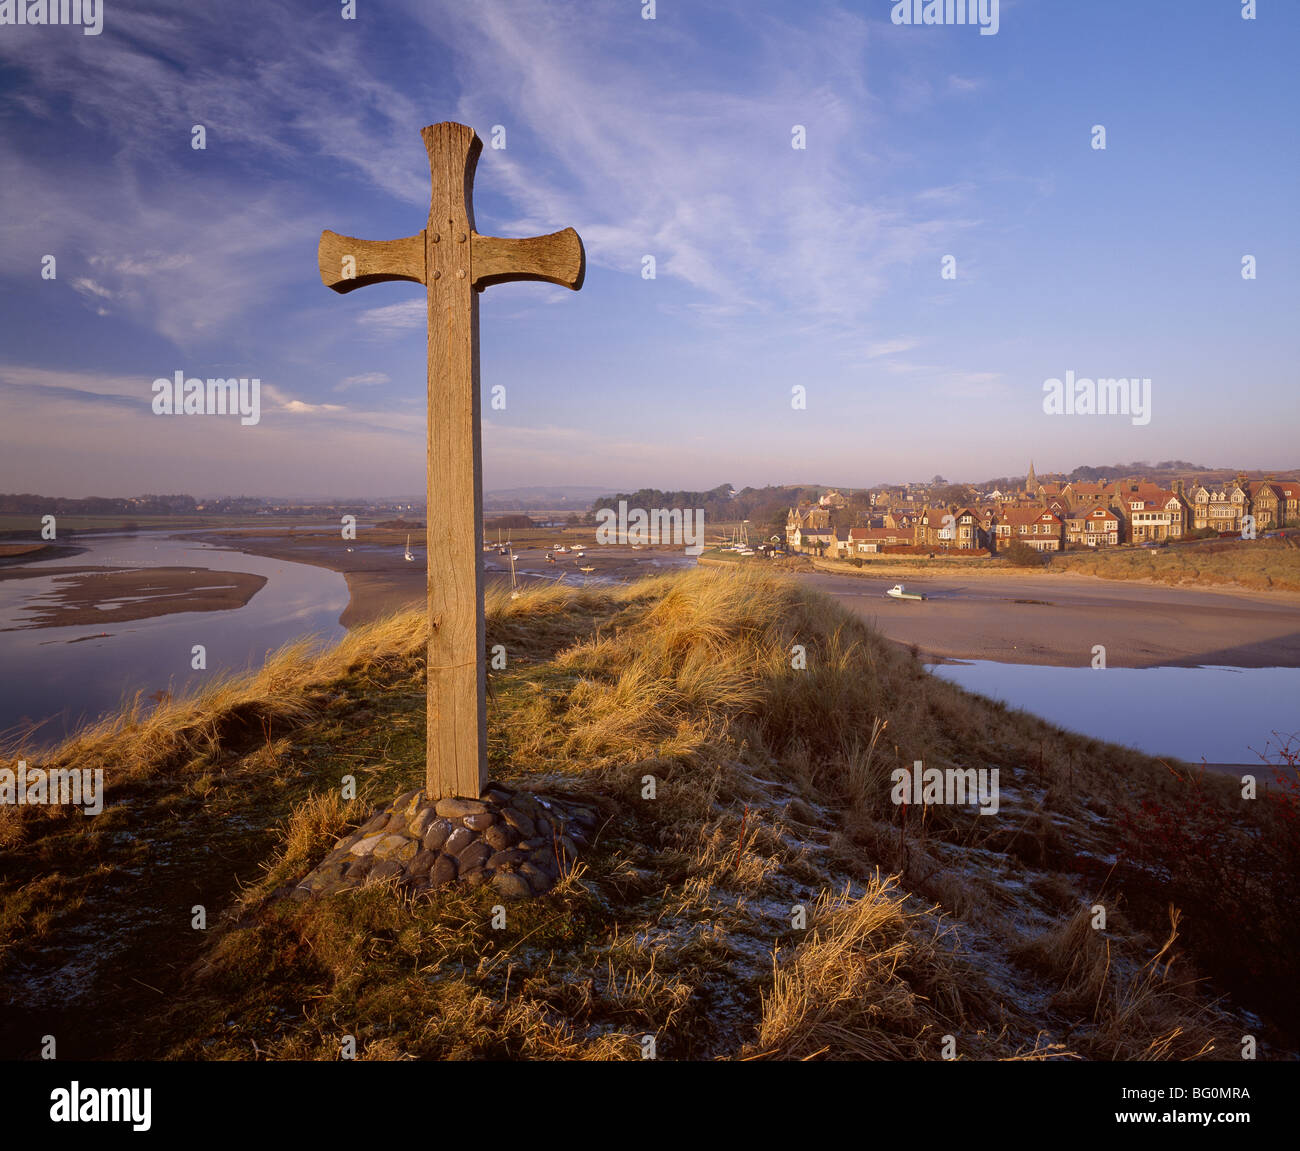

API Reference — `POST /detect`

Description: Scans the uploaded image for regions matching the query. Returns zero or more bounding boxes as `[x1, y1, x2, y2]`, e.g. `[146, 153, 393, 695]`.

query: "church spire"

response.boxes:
[1026, 460, 1038, 494]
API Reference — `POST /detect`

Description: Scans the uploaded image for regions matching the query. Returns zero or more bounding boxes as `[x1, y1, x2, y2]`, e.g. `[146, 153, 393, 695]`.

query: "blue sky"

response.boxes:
[1, 0, 1296, 499]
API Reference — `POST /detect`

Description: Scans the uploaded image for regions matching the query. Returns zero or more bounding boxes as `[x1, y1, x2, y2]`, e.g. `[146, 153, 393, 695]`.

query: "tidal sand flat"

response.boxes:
[0, 542, 86, 565]
[183, 528, 1300, 670]
[0, 566, 267, 630]
[803, 568, 1300, 669]
[0, 532, 347, 746]
[189, 527, 427, 628]
[191, 527, 696, 628]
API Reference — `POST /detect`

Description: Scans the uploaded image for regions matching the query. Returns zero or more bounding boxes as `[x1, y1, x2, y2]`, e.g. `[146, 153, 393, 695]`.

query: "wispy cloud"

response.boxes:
[259, 384, 347, 416]
[335, 371, 391, 392]
[412, 0, 968, 331]
[1, 0, 1292, 494]
[0, 363, 426, 496]
[355, 299, 426, 336]
[0, 3, 431, 350]
[69, 277, 115, 315]
[865, 337, 922, 358]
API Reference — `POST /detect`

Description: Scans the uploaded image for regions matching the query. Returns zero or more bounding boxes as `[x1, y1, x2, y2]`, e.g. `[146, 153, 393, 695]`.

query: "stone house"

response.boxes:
[1188, 480, 1248, 533]
[847, 526, 912, 554]
[996, 507, 1064, 552]
[1120, 489, 1186, 542]
[1247, 482, 1283, 530]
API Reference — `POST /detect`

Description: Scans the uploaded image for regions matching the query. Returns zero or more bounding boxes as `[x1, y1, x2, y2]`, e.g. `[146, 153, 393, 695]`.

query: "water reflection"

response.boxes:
[0, 532, 348, 748]
[929, 660, 1299, 766]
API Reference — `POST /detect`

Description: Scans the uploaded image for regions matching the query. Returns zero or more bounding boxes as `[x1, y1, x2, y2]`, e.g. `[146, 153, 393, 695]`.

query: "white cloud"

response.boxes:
[336, 372, 391, 392]
[0, 364, 426, 497]
[864, 337, 921, 358]
[0, 4, 435, 351]
[70, 277, 114, 302]
[259, 383, 349, 416]
[90, 252, 195, 277]
[405, 0, 965, 333]
[915, 182, 977, 205]
[0, 0, 975, 378]
[355, 299, 426, 336]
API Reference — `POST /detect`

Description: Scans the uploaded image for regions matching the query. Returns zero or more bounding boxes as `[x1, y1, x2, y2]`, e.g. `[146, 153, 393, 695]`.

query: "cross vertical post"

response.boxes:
[425, 122, 485, 801]
[318, 122, 584, 799]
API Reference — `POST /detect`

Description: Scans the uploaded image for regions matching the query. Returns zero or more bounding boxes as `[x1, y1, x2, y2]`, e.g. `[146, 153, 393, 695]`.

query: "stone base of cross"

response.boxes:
[319, 122, 584, 799]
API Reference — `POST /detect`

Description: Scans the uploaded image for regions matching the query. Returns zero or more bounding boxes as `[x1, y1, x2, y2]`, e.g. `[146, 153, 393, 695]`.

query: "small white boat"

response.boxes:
[509, 551, 521, 599]
[886, 583, 926, 601]
[404, 534, 414, 562]
[554, 545, 568, 554]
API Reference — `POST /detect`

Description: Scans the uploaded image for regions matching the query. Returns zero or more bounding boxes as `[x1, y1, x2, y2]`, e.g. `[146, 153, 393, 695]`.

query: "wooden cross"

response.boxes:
[318, 122, 584, 800]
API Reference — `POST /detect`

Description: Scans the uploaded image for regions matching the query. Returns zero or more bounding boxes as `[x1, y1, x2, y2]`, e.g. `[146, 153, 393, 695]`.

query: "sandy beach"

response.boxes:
[801, 568, 1300, 669]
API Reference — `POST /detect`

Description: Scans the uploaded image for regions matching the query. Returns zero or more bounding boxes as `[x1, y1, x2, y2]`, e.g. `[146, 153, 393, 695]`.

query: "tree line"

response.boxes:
[591, 485, 831, 535]
[0, 493, 200, 515]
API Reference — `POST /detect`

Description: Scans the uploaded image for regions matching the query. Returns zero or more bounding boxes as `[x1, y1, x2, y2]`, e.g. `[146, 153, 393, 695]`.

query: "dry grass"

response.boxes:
[1013, 902, 1223, 1061]
[0, 566, 1287, 1060]
[0, 611, 428, 849]
[748, 876, 970, 1060]
[1050, 535, 1300, 592]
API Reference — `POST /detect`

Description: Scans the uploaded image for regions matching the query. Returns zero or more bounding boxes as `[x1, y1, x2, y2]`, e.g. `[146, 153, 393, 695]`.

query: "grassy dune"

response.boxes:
[1048, 535, 1300, 593]
[1, 568, 1296, 1060]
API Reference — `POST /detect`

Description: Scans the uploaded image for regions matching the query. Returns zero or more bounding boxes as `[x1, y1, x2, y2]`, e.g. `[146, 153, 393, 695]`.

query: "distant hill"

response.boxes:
[483, 485, 613, 510]
[970, 461, 1300, 490]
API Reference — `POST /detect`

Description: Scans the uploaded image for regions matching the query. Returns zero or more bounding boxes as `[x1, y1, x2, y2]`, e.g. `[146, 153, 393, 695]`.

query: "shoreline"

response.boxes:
[185, 529, 697, 629]
[0, 564, 267, 630]
[807, 555, 1300, 599]
[8, 527, 1296, 672]
[185, 530, 423, 629]
[800, 566, 1300, 669]
[0, 543, 87, 567]
[189, 530, 1300, 671]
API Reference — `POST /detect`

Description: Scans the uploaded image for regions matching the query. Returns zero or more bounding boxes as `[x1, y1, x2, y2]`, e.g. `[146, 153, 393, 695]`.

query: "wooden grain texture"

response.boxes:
[422, 121, 486, 800]
[319, 121, 583, 801]
[472, 228, 585, 291]
[318, 230, 425, 292]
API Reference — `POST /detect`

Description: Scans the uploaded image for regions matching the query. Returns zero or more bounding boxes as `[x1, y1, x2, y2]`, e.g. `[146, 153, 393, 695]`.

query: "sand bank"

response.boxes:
[188, 529, 696, 628]
[801, 569, 1300, 669]
[181, 528, 1300, 669]
[0, 566, 267, 630]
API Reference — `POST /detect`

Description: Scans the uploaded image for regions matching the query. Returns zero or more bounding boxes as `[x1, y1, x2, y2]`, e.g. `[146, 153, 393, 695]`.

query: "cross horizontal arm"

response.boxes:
[472, 228, 585, 292]
[318, 230, 426, 293]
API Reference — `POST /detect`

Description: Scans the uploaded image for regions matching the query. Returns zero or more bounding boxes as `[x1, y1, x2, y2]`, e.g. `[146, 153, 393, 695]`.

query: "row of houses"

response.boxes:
[786, 469, 1299, 556]
[1022, 465, 1300, 534]
[788, 502, 1114, 555]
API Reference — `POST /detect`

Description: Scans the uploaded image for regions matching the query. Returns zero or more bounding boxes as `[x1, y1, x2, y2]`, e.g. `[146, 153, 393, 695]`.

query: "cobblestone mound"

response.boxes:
[292, 785, 599, 901]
